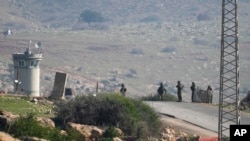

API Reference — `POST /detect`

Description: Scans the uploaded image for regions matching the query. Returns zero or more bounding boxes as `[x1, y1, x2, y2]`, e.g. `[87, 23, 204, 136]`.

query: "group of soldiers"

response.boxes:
[157, 81, 184, 102]
[157, 81, 213, 103]
[119, 81, 213, 103]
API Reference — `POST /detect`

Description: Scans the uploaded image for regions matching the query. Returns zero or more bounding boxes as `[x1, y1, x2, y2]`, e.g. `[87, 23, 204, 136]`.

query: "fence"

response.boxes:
[193, 89, 213, 103]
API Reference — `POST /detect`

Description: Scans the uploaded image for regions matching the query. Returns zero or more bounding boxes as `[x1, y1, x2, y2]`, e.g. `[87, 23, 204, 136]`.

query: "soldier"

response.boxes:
[157, 82, 167, 101]
[190, 82, 196, 102]
[120, 83, 127, 96]
[176, 81, 184, 102]
[207, 85, 213, 103]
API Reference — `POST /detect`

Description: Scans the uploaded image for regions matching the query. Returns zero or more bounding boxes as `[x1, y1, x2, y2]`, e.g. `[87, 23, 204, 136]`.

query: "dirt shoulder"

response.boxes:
[159, 114, 218, 137]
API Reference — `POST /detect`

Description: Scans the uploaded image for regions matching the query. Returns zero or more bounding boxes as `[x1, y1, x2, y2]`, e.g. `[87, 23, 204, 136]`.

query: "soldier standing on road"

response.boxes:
[207, 85, 213, 103]
[157, 82, 167, 101]
[176, 81, 184, 102]
[120, 83, 127, 96]
[190, 82, 196, 102]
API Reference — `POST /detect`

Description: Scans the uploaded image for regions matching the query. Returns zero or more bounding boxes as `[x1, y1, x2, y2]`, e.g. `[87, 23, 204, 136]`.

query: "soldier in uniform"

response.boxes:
[207, 85, 213, 103]
[120, 83, 127, 96]
[176, 81, 184, 102]
[190, 82, 196, 102]
[157, 82, 167, 101]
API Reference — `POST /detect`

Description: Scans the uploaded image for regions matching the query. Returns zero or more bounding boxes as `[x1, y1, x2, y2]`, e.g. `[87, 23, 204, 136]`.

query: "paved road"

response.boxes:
[145, 101, 250, 136]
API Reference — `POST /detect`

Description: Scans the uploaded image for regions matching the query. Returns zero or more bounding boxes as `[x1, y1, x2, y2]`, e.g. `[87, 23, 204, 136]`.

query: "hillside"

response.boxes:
[0, 0, 224, 28]
[0, 0, 250, 103]
[1, 0, 250, 29]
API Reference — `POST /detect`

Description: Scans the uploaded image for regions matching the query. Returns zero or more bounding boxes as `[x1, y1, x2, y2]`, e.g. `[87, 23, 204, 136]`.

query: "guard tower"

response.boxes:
[12, 47, 42, 97]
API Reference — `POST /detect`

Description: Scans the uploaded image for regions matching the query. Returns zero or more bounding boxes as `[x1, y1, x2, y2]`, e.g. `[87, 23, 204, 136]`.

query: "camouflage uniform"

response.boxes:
[157, 83, 167, 101]
[190, 82, 196, 102]
[120, 83, 127, 96]
[207, 85, 213, 103]
[176, 81, 184, 102]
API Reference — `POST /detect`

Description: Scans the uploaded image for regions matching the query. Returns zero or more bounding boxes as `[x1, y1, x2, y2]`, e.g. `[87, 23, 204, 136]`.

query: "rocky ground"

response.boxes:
[0, 113, 214, 141]
[0, 94, 219, 141]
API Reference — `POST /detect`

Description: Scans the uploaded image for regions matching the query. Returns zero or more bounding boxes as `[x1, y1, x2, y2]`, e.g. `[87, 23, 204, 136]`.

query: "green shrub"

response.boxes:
[141, 93, 178, 101]
[8, 113, 80, 141]
[103, 126, 119, 138]
[55, 93, 161, 139]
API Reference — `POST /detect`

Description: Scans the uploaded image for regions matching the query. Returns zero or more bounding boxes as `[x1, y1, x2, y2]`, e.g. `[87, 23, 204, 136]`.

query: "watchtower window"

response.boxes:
[14, 61, 19, 67]
[30, 60, 38, 66]
[19, 60, 26, 67]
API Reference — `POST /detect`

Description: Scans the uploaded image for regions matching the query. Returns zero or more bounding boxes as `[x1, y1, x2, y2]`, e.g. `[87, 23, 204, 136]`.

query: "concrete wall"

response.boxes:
[50, 72, 67, 99]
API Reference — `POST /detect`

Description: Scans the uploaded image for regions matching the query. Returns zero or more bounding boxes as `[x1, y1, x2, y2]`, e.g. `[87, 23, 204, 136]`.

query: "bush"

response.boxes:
[8, 113, 80, 141]
[55, 94, 161, 139]
[161, 47, 177, 53]
[79, 10, 104, 25]
[141, 93, 178, 101]
[140, 15, 161, 23]
[130, 48, 144, 55]
[197, 12, 211, 21]
[103, 126, 119, 138]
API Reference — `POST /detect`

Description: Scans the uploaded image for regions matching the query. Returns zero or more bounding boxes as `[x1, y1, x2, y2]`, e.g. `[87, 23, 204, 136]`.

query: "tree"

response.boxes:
[79, 10, 104, 25]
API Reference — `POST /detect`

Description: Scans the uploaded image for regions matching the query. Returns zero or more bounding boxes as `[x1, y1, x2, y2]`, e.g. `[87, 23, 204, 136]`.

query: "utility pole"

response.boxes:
[218, 0, 240, 140]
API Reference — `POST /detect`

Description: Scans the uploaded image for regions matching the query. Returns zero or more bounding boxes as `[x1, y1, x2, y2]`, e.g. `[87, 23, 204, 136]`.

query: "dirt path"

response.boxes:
[159, 114, 218, 137]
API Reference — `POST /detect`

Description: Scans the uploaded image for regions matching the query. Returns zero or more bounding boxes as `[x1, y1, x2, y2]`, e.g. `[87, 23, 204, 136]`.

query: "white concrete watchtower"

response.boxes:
[12, 46, 42, 97]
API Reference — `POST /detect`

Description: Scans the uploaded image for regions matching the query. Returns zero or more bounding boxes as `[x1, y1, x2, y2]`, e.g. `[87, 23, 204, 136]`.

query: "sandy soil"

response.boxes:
[159, 114, 218, 137]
